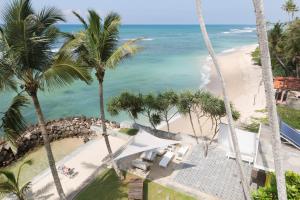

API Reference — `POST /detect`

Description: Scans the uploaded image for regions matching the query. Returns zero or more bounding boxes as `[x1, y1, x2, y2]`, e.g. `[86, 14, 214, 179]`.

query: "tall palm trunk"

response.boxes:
[252, 0, 288, 199]
[30, 93, 66, 200]
[98, 80, 123, 179]
[194, 0, 251, 199]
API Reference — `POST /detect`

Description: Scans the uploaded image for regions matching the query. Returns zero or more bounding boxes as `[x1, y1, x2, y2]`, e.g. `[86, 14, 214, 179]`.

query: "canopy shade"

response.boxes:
[114, 130, 180, 160]
[218, 123, 259, 163]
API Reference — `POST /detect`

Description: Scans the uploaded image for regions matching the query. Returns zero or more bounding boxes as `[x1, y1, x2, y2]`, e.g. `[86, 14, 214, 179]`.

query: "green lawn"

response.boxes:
[119, 128, 139, 136]
[1, 138, 83, 186]
[277, 105, 300, 130]
[75, 169, 195, 200]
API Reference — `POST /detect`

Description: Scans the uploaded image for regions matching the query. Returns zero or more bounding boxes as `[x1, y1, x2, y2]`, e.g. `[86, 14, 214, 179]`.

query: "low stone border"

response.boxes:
[0, 116, 120, 167]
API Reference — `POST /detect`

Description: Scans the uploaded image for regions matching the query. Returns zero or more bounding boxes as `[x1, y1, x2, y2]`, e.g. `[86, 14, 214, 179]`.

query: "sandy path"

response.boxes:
[160, 44, 266, 138]
[23, 136, 126, 200]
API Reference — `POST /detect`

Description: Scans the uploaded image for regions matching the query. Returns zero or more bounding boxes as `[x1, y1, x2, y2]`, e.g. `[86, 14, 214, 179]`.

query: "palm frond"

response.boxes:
[37, 6, 65, 27]
[72, 11, 88, 29]
[106, 39, 141, 68]
[0, 65, 17, 92]
[0, 171, 17, 187]
[17, 160, 32, 186]
[41, 53, 92, 90]
[0, 182, 16, 194]
[1, 94, 28, 144]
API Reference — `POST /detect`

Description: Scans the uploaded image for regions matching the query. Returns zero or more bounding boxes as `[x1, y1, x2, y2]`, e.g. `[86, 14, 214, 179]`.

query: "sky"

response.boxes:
[0, 0, 299, 24]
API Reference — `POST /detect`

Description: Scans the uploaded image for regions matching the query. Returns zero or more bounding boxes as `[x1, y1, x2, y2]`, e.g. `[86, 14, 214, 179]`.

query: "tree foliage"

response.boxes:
[0, 160, 32, 200]
[252, 171, 300, 200]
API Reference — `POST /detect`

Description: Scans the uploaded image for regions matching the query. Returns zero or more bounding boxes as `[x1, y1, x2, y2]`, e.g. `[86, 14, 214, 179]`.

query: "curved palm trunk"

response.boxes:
[98, 81, 123, 179]
[195, 0, 251, 199]
[30, 94, 66, 200]
[188, 111, 198, 144]
[252, 0, 288, 199]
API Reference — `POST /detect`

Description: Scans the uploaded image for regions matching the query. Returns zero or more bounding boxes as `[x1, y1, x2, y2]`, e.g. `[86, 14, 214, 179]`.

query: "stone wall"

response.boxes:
[0, 116, 120, 168]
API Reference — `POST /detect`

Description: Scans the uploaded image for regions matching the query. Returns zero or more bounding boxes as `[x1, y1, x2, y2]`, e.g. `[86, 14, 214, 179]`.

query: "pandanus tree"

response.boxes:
[194, 0, 251, 198]
[0, 160, 32, 200]
[63, 10, 139, 178]
[107, 92, 143, 122]
[177, 91, 198, 144]
[156, 90, 178, 132]
[0, 0, 92, 198]
[252, 0, 288, 199]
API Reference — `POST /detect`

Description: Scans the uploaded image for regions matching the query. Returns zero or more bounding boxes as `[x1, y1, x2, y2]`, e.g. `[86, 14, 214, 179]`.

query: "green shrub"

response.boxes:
[252, 171, 300, 200]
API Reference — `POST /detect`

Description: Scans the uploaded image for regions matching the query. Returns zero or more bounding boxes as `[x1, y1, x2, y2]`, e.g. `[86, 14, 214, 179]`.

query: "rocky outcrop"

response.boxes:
[0, 116, 120, 167]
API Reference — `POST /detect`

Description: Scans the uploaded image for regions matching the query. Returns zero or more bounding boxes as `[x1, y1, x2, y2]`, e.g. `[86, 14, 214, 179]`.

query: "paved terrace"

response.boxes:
[14, 136, 127, 200]
[173, 144, 252, 200]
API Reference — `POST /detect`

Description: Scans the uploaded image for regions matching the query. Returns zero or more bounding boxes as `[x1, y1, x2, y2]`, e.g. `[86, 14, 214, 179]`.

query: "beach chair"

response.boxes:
[159, 151, 174, 168]
[176, 145, 189, 161]
[131, 159, 151, 171]
[140, 150, 157, 162]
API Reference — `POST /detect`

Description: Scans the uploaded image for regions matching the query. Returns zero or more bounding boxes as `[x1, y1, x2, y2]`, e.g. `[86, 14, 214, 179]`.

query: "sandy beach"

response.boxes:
[160, 44, 266, 138]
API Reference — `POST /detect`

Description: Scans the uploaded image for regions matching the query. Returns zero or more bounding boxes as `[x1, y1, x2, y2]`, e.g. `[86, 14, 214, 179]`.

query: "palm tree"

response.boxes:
[282, 0, 299, 21]
[0, 160, 32, 200]
[0, 0, 92, 198]
[63, 10, 140, 178]
[252, 0, 288, 199]
[194, 0, 251, 199]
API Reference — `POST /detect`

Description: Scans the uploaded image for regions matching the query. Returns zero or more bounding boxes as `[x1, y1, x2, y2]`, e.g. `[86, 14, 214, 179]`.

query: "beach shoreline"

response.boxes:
[159, 44, 266, 137]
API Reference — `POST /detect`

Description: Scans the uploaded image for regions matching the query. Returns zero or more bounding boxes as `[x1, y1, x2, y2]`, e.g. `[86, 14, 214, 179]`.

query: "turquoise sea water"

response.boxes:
[0, 25, 257, 124]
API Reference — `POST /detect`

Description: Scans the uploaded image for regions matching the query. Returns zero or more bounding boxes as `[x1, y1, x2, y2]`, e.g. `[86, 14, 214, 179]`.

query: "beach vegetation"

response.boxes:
[0, 160, 32, 200]
[0, 0, 92, 197]
[252, 18, 300, 77]
[62, 10, 140, 179]
[75, 169, 196, 200]
[156, 90, 179, 132]
[177, 91, 198, 142]
[107, 92, 143, 122]
[252, 171, 300, 200]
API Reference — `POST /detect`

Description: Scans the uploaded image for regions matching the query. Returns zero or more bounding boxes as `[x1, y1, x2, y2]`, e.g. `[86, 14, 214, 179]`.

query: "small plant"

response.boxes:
[0, 160, 32, 200]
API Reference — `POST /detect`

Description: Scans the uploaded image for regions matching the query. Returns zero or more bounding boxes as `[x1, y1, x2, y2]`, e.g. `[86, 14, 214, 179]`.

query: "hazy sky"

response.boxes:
[0, 0, 299, 24]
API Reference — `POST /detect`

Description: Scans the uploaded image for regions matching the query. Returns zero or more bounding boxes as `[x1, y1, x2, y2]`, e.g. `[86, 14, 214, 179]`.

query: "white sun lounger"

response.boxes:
[140, 150, 157, 162]
[159, 151, 174, 168]
[176, 145, 189, 161]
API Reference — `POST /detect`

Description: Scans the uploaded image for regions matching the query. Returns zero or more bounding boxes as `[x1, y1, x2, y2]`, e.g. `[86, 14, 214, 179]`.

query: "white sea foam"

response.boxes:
[222, 27, 255, 34]
[221, 48, 236, 54]
[121, 38, 154, 41]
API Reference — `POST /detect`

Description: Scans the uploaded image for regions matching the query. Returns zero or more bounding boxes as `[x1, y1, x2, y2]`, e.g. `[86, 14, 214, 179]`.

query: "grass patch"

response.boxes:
[277, 105, 300, 130]
[1, 138, 83, 186]
[119, 128, 138, 136]
[75, 169, 195, 200]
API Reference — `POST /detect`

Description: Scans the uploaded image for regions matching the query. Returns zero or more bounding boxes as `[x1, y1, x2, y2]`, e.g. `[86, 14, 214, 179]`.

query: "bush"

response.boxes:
[252, 171, 300, 200]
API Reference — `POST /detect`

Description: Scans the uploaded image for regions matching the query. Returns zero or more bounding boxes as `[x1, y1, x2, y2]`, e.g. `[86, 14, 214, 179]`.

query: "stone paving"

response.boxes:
[173, 144, 252, 200]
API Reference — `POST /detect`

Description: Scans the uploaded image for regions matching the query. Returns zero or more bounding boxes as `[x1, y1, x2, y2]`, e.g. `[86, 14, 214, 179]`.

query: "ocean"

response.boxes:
[0, 25, 257, 124]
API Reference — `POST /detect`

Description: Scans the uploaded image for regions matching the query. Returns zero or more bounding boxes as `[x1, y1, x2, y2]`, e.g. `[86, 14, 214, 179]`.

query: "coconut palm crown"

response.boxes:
[62, 10, 140, 178]
[0, 0, 92, 198]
